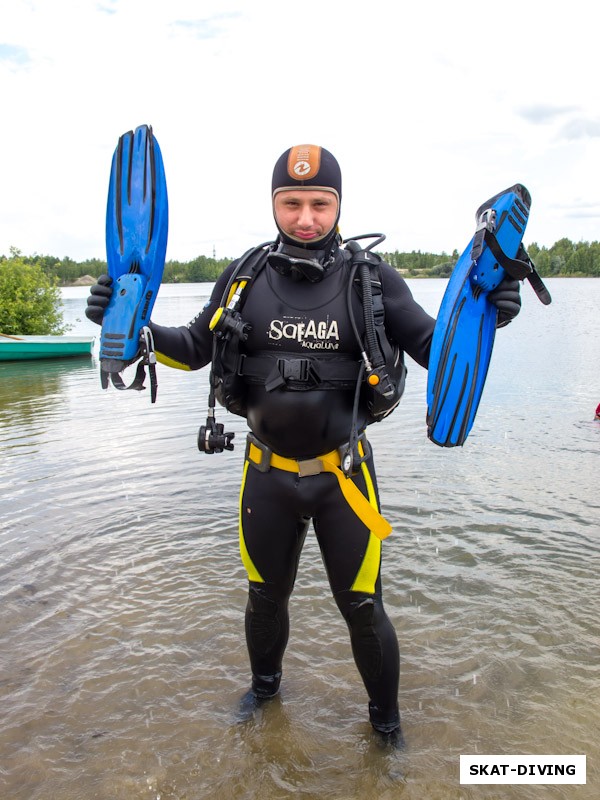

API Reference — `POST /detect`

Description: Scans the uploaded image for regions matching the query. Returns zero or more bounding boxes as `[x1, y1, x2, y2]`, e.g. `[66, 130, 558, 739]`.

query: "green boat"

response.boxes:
[0, 334, 95, 362]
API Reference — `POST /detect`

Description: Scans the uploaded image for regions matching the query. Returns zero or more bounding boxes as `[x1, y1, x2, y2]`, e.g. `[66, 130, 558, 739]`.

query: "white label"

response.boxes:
[460, 755, 586, 784]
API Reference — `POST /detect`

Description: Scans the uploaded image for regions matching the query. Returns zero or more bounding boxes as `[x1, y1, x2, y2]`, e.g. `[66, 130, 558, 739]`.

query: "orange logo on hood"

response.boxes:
[287, 145, 321, 181]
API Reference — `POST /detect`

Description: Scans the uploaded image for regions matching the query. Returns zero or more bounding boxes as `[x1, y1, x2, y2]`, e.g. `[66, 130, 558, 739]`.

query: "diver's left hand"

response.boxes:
[85, 274, 113, 326]
[489, 276, 521, 328]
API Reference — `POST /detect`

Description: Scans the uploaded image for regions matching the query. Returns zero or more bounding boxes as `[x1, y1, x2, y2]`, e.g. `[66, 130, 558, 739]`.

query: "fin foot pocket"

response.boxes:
[426, 183, 549, 447]
[100, 124, 168, 401]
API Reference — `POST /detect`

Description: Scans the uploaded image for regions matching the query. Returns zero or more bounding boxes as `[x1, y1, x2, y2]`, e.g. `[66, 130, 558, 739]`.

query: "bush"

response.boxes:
[0, 251, 68, 335]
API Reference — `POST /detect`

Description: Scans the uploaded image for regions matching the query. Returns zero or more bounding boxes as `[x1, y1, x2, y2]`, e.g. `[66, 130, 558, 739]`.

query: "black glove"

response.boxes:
[85, 274, 113, 326]
[488, 276, 521, 328]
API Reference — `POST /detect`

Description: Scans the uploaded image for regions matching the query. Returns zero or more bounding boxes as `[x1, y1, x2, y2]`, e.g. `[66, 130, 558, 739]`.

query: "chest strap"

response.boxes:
[238, 352, 360, 391]
[245, 434, 392, 540]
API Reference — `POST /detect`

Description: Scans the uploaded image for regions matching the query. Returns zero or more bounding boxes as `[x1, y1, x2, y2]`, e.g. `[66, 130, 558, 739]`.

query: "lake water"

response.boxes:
[1, 278, 598, 800]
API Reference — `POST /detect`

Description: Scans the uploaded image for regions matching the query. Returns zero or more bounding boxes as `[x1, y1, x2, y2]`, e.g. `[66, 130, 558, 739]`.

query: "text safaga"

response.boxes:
[268, 317, 341, 350]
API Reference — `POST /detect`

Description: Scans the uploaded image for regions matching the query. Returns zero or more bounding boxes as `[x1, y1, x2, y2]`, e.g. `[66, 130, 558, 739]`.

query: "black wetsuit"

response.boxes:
[150, 245, 435, 732]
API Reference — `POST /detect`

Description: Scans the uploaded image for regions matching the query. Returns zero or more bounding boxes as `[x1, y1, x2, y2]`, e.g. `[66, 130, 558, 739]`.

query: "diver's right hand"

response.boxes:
[85, 275, 113, 325]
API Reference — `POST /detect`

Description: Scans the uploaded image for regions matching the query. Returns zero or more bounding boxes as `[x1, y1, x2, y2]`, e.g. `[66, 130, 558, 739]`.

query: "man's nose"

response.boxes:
[297, 203, 314, 227]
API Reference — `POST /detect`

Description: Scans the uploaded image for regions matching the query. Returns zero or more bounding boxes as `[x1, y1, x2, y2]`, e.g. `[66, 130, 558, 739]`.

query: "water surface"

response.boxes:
[1, 279, 598, 799]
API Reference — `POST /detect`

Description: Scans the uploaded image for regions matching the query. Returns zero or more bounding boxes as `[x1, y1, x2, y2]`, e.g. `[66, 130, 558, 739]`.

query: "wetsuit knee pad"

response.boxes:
[345, 596, 384, 681]
[338, 592, 382, 629]
[339, 593, 400, 727]
[245, 585, 284, 658]
[337, 592, 398, 681]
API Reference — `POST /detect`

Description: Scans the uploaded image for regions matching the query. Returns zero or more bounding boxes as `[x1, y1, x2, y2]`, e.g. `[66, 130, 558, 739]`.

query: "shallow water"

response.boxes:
[1, 278, 599, 799]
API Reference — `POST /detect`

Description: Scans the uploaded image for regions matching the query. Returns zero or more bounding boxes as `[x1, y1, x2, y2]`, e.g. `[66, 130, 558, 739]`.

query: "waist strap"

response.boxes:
[245, 434, 392, 540]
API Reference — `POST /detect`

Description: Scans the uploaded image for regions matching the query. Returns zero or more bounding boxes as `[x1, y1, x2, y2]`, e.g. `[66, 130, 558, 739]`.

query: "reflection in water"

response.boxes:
[0, 357, 96, 418]
[0, 281, 599, 800]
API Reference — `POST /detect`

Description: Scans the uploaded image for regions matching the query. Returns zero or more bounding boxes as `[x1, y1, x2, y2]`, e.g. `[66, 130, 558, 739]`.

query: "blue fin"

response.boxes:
[100, 125, 168, 372]
[426, 184, 531, 447]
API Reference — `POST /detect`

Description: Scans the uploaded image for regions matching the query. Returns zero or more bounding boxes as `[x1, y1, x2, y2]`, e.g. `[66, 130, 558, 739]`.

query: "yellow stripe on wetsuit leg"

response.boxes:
[238, 460, 264, 583]
[350, 459, 382, 594]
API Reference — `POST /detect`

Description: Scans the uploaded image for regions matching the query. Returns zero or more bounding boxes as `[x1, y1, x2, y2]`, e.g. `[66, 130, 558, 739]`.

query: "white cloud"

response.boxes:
[559, 118, 600, 141]
[1, 0, 599, 262]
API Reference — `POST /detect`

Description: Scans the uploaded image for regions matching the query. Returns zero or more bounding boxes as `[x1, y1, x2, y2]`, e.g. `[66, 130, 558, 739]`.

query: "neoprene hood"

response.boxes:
[271, 144, 342, 250]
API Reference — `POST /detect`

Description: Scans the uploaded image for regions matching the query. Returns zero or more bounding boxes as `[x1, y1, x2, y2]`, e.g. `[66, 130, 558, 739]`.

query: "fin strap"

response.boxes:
[480, 229, 552, 305]
[515, 244, 552, 305]
[481, 228, 532, 280]
[525, 267, 552, 305]
[109, 361, 148, 393]
[100, 327, 158, 402]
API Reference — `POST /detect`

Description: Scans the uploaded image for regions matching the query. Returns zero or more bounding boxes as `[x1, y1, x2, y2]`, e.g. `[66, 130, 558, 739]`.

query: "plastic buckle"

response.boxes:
[476, 207, 497, 233]
[139, 326, 156, 364]
[245, 433, 272, 473]
[278, 358, 309, 382]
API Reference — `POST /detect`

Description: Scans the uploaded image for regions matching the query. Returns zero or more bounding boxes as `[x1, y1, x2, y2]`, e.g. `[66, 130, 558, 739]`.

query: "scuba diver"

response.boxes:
[86, 144, 522, 745]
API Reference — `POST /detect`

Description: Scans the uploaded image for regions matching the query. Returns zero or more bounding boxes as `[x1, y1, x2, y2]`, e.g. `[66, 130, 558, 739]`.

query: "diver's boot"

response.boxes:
[369, 702, 405, 749]
[236, 672, 281, 721]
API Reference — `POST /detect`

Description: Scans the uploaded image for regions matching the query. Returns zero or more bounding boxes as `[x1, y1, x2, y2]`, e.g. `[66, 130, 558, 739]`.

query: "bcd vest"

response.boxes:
[209, 241, 406, 424]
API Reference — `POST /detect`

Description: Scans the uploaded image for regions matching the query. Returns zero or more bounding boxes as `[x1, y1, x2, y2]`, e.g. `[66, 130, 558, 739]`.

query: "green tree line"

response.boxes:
[2, 238, 600, 285]
[526, 239, 600, 276]
[380, 238, 600, 278]
[381, 249, 460, 278]
[0, 249, 232, 285]
[0, 250, 68, 334]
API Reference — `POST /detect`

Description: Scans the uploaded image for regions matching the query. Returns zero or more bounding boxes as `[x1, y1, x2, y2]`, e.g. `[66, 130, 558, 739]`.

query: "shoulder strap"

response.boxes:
[346, 237, 406, 394]
[199, 243, 273, 454]
[218, 242, 272, 311]
[345, 240, 389, 374]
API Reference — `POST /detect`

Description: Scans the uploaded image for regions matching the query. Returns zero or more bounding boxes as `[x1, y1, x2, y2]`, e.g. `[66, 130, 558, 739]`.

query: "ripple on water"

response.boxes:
[1, 281, 599, 799]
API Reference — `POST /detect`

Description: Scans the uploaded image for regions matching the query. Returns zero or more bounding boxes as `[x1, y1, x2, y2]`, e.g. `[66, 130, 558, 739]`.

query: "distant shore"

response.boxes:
[66, 274, 97, 287]
[62, 272, 595, 288]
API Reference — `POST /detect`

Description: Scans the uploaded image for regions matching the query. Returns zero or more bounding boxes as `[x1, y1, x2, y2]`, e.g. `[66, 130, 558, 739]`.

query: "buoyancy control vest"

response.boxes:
[199, 236, 406, 452]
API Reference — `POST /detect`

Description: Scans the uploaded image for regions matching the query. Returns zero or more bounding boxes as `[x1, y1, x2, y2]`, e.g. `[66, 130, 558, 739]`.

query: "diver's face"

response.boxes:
[273, 190, 338, 244]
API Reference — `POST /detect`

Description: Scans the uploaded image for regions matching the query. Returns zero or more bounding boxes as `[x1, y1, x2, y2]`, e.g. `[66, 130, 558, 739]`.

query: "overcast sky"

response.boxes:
[1, 0, 598, 263]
